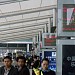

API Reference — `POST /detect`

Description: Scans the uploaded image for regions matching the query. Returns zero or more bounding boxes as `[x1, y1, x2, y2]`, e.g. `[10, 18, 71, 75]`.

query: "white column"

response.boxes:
[53, 9, 56, 26]
[45, 24, 47, 33]
[33, 36, 36, 44]
[42, 29, 44, 33]
[37, 35, 39, 43]
[39, 32, 41, 42]
[27, 44, 29, 52]
[48, 18, 51, 33]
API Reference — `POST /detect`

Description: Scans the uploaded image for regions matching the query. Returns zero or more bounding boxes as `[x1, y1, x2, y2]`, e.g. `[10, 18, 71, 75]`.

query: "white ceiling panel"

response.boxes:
[0, 0, 57, 42]
[41, 0, 57, 7]
[23, 12, 39, 19]
[0, 26, 44, 35]
[0, 21, 47, 31]
[20, 0, 41, 10]
[36, 19, 48, 23]
[0, 36, 34, 42]
[0, 15, 52, 26]
[0, 33, 39, 40]
[0, 18, 6, 23]
[0, 2, 20, 13]
[6, 15, 22, 21]
[0, 0, 28, 5]
[39, 10, 51, 17]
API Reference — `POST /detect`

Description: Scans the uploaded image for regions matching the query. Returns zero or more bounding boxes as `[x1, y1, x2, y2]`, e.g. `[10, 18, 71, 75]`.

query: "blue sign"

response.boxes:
[44, 51, 56, 71]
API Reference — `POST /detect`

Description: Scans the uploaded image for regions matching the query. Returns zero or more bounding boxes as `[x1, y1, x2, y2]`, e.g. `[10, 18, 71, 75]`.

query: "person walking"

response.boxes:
[0, 56, 18, 75]
[16, 56, 30, 75]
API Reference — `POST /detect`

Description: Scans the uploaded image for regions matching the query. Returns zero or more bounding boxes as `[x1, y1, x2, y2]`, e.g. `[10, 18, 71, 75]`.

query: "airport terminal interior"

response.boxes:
[0, 0, 75, 75]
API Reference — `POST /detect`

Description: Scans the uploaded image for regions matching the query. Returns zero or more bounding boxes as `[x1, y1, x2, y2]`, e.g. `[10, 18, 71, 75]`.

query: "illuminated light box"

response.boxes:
[42, 33, 56, 48]
[57, 39, 75, 75]
[57, 0, 75, 36]
[42, 49, 56, 72]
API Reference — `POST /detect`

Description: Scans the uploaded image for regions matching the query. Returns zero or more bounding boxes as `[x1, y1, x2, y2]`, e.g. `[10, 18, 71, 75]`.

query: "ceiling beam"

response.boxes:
[0, 15, 52, 26]
[0, 33, 39, 42]
[0, 0, 28, 5]
[0, 21, 48, 31]
[0, 28, 42, 37]
[0, 5, 56, 18]
[0, 36, 33, 43]
[0, 25, 44, 35]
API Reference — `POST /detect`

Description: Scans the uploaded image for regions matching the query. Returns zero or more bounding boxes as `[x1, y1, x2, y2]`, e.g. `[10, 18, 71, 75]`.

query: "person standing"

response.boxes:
[16, 56, 30, 75]
[0, 56, 18, 75]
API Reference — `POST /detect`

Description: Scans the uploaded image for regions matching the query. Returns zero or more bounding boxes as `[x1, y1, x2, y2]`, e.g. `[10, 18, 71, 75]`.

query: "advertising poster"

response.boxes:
[62, 45, 75, 75]
[63, 4, 75, 32]
[44, 50, 56, 71]
[57, 0, 75, 36]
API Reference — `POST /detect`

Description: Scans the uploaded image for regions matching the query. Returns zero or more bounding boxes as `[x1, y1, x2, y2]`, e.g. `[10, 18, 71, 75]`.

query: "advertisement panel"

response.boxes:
[58, 0, 75, 36]
[57, 39, 75, 75]
[42, 49, 56, 71]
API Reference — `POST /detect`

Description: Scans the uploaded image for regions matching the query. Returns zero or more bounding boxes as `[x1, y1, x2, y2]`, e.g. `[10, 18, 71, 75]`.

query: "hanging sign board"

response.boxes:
[42, 33, 56, 48]
[58, 0, 75, 36]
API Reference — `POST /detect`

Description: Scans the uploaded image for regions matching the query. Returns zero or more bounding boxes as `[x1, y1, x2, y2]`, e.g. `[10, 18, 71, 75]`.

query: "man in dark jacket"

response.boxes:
[0, 56, 18, 75]
[40, 58, 56, 75]
[16, 56, 30, 75]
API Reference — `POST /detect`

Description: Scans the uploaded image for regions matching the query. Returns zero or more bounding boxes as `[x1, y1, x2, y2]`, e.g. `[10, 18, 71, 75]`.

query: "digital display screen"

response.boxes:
[63, 4, 75, 32]
[44, 51, 56, 71]
[44, 34, 56, 46]
[62, 45, 75, 75]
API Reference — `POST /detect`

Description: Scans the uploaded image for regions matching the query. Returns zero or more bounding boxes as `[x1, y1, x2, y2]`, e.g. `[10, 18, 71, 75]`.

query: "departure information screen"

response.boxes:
[44, 36, 56, 46]
[63, 4, 75, 32]
[62, 45, 75, 75]
[43, 33, 56, 47]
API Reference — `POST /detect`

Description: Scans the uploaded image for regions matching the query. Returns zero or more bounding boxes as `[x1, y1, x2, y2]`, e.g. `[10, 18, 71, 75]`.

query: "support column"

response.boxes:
[27, 44, 29, 52]
[37, 35, 39, 43]
[48, 18, 51, 33]
[42, 28, 44, 33]
[39, 32, 41, 42]
[53, 9, 56, 26]
[45, 24, 47, 33]
[33, 36, 36, 44]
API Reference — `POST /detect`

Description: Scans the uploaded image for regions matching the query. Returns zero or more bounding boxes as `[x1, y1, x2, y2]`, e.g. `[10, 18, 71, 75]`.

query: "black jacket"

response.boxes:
[0, 65, 18, 75]
[18, 65, 30, 75]
[40, 70, 56, 75]
[32, 69, 56, 75]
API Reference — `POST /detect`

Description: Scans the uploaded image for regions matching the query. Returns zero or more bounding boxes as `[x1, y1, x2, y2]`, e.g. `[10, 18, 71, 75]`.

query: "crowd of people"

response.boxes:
[0, 55, 56, 75]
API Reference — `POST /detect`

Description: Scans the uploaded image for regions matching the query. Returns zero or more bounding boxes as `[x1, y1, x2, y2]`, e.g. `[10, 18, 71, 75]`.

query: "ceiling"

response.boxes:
[0, 0, 57, 43]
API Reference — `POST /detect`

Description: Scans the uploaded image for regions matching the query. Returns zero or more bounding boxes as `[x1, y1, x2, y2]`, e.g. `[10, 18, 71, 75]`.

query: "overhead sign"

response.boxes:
[63, 4, 75, 32]
[42, 33, 56, 48]
[57, 0, 75, 36]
